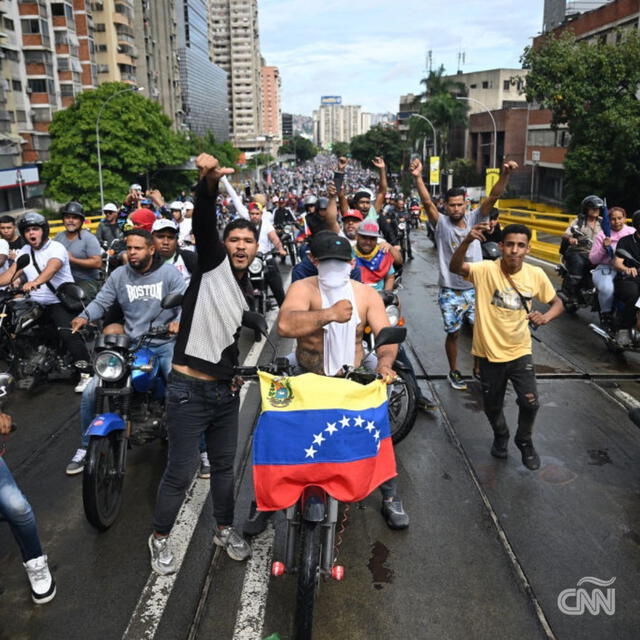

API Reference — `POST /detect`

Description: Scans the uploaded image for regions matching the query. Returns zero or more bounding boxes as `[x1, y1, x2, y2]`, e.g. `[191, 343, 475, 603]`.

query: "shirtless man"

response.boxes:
[277, 230, 409, 529]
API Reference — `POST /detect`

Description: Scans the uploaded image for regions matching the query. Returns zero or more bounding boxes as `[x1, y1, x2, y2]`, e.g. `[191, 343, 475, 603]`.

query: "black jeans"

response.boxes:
[563, 250, 592, 295]
[478, 354, 539, 443]
[153, 373, 240, 534]
[614, 276, 640, 328]
[43, 303, 90, 368]
[265, 260, 285, 306]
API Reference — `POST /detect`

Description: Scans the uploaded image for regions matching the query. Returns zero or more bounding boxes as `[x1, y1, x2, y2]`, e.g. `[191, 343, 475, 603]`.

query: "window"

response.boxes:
[97, 44, 107, 52]
[12, 79, 21, 91]
[503, 79, 511, 90]
[3, 17, 14, 31]
[28, 78, 48, 93]
[60, 84, 74, 96]
[8, 111, 15, 123]
[469, 83, 476, 89]
[57, 57, 69, 71]
[21, 19, 41, 34]
[16, 110, 26, 123]
[2, 48, 19, 62]
[95, 23, 105, 32]
[482, 80, 491, 89]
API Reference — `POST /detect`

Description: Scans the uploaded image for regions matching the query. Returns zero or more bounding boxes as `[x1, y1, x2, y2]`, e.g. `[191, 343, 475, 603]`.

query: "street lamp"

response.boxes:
[456, 96, 497, 168]
[409, 113, 438, 158]
[96, 86, 144, 210]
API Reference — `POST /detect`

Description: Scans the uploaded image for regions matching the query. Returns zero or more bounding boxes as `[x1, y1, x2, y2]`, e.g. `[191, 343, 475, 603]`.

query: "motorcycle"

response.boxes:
[556, 226, 598, 314]
[81, 292, 183, 530]
[239, 311, 407, 640]
[396, 217, 411, 263]
[276, 224, 300, 266]
[248, 249, 278, 315]
[101, 237, 126, 280]
[0, 255, 93, 391]
[409, 204, 421, 230]
[589, 247, 640, 354]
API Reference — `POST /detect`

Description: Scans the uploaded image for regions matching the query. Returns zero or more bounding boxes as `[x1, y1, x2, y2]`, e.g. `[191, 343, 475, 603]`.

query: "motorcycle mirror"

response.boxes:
[628, 407, 640, 428]
[161, 293, 184, 309]
[373, 326, 406, 350]
[15, 253, 30, 270]
[241, 310, 268, 337]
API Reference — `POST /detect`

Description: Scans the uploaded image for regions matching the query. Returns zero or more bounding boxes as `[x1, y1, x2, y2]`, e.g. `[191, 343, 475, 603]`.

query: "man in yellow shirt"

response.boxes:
[449, 223, 564, 470]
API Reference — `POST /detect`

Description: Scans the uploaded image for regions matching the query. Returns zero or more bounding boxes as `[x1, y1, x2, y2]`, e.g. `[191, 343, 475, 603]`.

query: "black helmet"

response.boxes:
[581, 195, 604, 215]
[18, 212, 49, 246]
[632, 210, 640, 229]
[60, 201, 85, 220]
[482, 241, 501, 261]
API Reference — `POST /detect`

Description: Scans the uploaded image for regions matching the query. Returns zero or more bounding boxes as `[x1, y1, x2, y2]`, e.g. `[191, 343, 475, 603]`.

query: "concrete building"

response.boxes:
[312, 99, 370, 147]
[543, 0, 614, 32]
[176, 0, 228, 140]
[260, 64, 281, 143]
[281, 112, 293, 140]
[92, 0, 138, 85]
[210, 0, 263, 150]
[442, 69, 528, 114]
[396, 93, 419, 143]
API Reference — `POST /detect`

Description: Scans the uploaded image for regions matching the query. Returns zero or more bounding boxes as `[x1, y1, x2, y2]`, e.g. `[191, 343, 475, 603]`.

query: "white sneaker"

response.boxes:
[24, 555, 56, 604]
[74, 373, 92, 393]
[198, 451, 211, 479]
[148, 534, 176, 575]
[66, 448, 86, 475]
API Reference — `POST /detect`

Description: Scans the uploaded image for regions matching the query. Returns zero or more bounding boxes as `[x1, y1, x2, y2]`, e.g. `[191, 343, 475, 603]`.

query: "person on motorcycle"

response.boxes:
[390, 196, 413, 260]
[354, 221, 395, 291]
[0, 214, 26, 256]
[559, 195, 603, 302]
[170, 201, 193, 249]
[0, 212, 92, 393]
[152, 218, 197, 285]
[248, 201, 287, 306]
[149, 154, 253, 573]
[411, 157, 518, 391]
[0, 410, 56, 603]
[589, 206, 634, 331]
[95, 203, 123, 247]
[450, 223, 564, 470]
[65, 228, 186, 475]
[612, 210, 640, 331]
[54, 202, 102, 302]
[276, 230, 410, 529]
[273, 197, 297, 229]
[341, 209, 364, 242]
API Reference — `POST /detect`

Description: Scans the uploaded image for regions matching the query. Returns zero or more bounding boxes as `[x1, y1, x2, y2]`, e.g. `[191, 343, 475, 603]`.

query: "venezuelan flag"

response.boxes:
[252, 371, 397, 511]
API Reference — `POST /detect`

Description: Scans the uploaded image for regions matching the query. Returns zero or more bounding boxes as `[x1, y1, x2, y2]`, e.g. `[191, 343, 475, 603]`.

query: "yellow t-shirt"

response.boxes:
[466, 259, 556, 362]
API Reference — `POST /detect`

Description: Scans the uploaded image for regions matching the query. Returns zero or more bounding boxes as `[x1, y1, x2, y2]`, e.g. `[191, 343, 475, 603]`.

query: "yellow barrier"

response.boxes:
[48, 215, 103, 237]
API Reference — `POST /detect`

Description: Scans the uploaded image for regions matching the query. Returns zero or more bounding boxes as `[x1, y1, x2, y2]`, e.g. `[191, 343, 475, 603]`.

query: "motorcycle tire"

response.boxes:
[293, 519, 321, 640]
[288, 244, 298, 267]
[387, 367, 418, 445]
[83, 433, 125, 530]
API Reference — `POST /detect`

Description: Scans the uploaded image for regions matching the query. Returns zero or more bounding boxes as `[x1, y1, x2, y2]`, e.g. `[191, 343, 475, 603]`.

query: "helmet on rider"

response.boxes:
[632, 210, 640, 230]
[60, 201, 85, 220]
[303, 195, 318, 210]
[581, 195, 604, 216]
[18, 211, 49, 248]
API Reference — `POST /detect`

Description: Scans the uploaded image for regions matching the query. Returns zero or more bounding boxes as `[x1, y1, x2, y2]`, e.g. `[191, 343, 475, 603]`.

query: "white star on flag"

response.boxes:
[353, 416, 364, 427]
[374, 429, 381, 441]
[312, 432, 325, 446]
[339, 415, 350, 428]
[365, 421, 375, 433]
[304, 446, 317, 459]
[325, 422, 338, 436]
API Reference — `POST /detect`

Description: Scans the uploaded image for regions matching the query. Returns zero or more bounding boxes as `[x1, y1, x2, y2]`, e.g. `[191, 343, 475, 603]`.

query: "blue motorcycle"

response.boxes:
[82, 293, 183, 530]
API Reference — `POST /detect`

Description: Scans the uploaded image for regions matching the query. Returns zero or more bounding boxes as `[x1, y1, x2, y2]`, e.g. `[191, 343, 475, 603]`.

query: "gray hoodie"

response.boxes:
[81, 256, 187, 340]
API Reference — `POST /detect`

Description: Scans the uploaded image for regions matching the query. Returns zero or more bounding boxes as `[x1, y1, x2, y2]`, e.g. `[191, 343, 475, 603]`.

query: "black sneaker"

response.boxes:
[243, 501, 273, 537]
[448, 370, 467, 391]
[381, 498, 409, 530]
[515, 440, 541, 470]
[416, 395, 437, 411]
[490, 431, 509, 459]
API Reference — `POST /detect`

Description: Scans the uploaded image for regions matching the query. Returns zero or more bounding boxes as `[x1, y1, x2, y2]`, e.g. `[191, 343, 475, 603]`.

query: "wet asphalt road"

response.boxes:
[1, 231, 640, 640]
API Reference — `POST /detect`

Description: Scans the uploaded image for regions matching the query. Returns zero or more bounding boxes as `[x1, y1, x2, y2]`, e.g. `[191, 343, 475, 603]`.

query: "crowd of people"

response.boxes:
[3, 148, 609, 607]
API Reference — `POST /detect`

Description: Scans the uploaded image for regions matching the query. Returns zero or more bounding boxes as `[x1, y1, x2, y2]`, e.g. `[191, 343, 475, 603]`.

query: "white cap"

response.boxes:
[169, 201, 183, 211]
[151, 218, 178, 233]
[183, 201, 194, 210]
[103, 203, 118, 212]
[130, 183, 142, 191]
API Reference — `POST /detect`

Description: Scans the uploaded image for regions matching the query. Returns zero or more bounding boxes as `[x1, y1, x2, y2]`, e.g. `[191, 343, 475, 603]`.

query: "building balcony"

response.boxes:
[112, 12, 131, 27]
[116, 52, 133, 66]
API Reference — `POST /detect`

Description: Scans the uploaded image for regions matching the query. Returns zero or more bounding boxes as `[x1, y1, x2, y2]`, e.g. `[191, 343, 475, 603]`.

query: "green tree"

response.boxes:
[189, 131, 241, 168]
[43, 82, 190, 210]
[448, 157, 482, 187]
[278, 135, 318, 162]
[410, 65, 468, 162]
[331, 141, 350, 157]
[349, 125, 403, 171]
[522, 31, 640, 212]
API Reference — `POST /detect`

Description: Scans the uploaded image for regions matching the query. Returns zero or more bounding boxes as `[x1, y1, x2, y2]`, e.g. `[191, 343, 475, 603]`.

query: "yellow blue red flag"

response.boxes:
[252, 372, 397, 511]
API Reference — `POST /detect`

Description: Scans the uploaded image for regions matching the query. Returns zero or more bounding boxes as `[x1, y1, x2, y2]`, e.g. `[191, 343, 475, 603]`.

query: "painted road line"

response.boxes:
[231, 524, 276, 640]
[122, 307, 279, 640]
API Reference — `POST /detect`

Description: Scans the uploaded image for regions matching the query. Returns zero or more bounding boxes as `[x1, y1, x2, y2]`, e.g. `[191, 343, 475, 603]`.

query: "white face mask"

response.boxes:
[317, 259, 351, 290]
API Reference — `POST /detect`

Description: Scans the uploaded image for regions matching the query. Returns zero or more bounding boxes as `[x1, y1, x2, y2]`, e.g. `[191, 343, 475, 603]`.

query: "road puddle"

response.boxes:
[367, 541, 393, 590]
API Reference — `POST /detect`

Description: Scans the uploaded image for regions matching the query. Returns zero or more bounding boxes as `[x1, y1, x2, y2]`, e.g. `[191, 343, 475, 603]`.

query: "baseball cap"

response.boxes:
[183, 201, 194, 211]
[357, 220, 380, 238]
[248, 201, 263, 213]
[309, 231, 352, 262]
[353, 188, 373, 202]
[152, 218, 178, 233]
[103, 203, 118, 213]
[342, 209, 363, 221]
[130, 208, 157, 232]
[169, 201, 183, 211]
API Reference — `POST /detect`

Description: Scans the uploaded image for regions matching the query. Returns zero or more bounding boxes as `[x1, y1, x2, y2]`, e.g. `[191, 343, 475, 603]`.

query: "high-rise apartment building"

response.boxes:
[312, 99, 371, 147]
[176, 0, 228, 139]
[260, 65, 281, 143]
[210, 0, 263, 150]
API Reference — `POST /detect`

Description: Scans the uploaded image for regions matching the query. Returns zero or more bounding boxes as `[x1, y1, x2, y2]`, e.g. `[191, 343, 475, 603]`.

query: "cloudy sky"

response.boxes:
[259, 0, 542, 116]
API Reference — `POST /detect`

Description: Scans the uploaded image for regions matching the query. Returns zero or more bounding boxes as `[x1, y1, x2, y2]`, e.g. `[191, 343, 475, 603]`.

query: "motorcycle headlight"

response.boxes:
[284, 225, 292, 234]
[385, 305, 400, 327]
[398, 222, 406, 230]
[249, 257, 263, 274]
[94, 350, 126, 381]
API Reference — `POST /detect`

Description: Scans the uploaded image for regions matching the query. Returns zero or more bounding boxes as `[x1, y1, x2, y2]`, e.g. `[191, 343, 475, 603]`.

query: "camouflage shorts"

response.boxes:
[438, 287, 475, 334]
